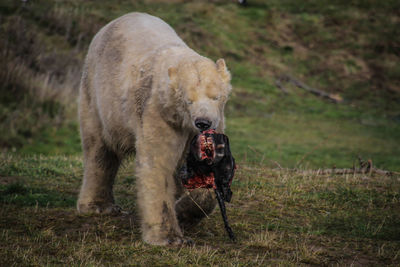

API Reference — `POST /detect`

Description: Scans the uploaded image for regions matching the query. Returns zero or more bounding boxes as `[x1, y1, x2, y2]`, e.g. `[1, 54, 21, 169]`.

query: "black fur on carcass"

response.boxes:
[180, 130, 236, 241]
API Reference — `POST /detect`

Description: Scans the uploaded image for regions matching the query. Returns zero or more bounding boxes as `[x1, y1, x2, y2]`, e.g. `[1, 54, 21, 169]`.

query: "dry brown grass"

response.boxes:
[1, 155, 399, 266]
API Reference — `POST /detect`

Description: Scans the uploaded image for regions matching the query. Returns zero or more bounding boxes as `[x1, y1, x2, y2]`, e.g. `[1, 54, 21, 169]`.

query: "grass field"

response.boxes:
[1, 0, 400, 265]
[1, 154, 399, 266]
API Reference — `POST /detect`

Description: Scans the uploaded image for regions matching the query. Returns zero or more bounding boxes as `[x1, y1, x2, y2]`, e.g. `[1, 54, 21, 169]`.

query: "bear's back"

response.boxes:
[91, 12, 187, 60]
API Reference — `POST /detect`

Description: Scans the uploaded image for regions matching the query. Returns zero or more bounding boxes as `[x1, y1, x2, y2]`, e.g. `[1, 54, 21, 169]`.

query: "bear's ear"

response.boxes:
[168, 67, 178, 90]
[216, 58, 231, 83]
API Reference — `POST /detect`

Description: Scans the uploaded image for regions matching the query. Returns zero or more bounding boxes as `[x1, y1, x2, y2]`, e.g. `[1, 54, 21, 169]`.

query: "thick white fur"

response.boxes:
[77, 12, 232, 245]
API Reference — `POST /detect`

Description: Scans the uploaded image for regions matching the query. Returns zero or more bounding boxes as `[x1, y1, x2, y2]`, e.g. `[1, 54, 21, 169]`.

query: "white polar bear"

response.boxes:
[77, 12, 232, 245]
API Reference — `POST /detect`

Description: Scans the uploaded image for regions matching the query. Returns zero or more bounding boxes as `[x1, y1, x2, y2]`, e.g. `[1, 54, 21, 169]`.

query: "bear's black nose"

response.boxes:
[195, 118, 211, 131]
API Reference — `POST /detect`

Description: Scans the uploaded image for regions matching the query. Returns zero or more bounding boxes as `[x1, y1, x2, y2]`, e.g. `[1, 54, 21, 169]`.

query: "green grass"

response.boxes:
[1, 0, 399, 170]
[1, 154, 399, 265]
[0, 182, 75, 208]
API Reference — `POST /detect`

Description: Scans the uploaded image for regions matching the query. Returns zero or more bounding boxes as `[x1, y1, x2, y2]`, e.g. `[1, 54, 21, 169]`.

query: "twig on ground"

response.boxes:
[289, 168, 394, 176]
[276, 74, 343, 103]
[275, 78, 289, 94]
[284, 158, 396, 176]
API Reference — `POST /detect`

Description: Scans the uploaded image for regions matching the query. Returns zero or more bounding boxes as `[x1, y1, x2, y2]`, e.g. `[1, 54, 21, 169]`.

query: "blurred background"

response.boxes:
[1, 0, 399, 171]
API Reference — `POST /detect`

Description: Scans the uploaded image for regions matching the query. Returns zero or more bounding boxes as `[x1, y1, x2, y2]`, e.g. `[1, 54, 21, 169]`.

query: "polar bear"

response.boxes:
[77, 12, 232, 245]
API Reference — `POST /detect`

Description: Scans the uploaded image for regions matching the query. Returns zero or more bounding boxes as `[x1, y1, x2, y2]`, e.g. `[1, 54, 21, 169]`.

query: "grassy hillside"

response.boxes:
[0, 0, 400, 265]
[1, 0, 400, 169]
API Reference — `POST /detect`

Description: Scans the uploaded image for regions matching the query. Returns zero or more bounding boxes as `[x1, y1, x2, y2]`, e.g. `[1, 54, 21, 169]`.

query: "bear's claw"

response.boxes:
[146, 236, 193, 246]
[78, 202, 123, 215]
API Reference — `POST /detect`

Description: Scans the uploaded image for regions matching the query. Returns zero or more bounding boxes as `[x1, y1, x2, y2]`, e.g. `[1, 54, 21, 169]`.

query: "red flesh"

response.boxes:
[184, 129, 217, 190]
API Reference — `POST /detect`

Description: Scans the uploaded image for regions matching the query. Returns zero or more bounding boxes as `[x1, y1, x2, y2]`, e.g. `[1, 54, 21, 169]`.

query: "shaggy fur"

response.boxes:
[77, 12, 232, 245]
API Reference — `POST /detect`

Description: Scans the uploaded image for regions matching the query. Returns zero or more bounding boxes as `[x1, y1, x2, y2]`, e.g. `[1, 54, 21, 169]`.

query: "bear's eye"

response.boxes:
[187, 100, 193, 105]
[212, 96, 220, 101]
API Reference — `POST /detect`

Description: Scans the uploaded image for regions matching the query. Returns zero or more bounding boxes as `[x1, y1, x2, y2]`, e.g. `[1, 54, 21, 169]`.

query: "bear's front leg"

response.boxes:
[135, 122, 190, 246]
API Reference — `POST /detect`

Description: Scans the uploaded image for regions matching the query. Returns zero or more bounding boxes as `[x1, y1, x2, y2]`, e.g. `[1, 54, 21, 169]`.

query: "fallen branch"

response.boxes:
[288, 167, 395, 176]
[287, 157, 396, 176]
[275, 78, 289, 94]
[276, 74, 343, 103]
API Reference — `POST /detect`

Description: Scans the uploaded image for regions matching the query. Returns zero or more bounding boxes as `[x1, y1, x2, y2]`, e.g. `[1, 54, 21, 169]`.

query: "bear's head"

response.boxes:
[167, 58, 232, 132]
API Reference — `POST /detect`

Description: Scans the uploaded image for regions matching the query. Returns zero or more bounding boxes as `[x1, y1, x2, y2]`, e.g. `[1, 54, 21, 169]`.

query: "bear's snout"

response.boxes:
[195, 118, 212, 131]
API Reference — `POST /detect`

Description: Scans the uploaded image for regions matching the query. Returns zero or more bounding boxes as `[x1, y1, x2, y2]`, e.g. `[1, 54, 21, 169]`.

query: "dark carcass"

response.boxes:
[180, 129, 236, 241]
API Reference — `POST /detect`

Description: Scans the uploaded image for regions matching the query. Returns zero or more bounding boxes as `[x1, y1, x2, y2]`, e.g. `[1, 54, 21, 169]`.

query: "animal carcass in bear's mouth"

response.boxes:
[179, 129, 236, 241]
